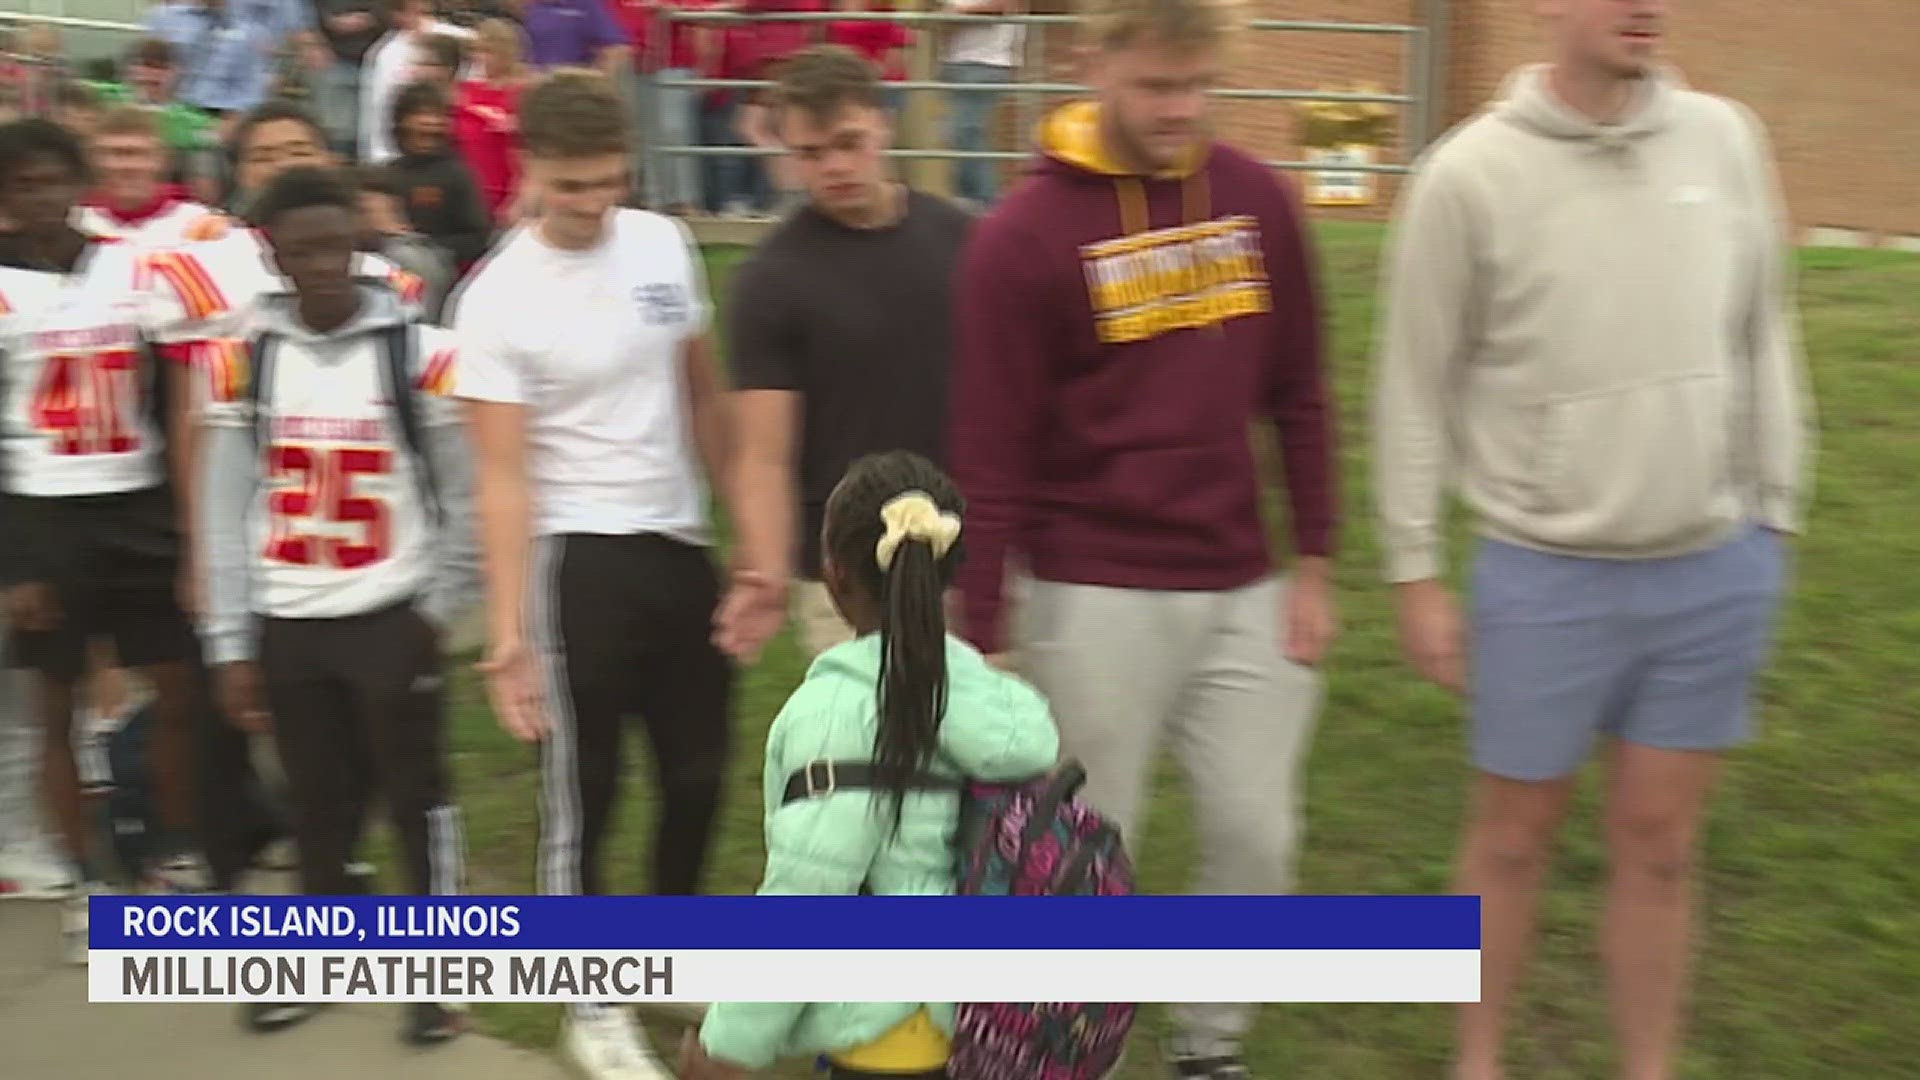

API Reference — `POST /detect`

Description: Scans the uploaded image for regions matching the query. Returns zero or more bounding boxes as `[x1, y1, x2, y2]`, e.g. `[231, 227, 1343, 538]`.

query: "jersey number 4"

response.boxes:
[29, 351, 143, 456]
[265, 445, 394, 568]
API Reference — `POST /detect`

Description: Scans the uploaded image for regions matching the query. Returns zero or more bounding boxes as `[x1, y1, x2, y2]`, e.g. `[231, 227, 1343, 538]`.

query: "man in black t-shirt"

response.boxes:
[714, 46, 974, 662]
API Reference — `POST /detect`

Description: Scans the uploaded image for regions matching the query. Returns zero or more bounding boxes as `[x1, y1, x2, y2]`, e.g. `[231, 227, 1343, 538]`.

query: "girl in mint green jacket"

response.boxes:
[679, 451, 1061, 1079]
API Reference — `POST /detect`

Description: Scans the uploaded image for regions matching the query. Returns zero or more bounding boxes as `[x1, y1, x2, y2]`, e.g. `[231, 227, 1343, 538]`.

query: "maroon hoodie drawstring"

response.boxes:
[1114, 167, 1211, 238]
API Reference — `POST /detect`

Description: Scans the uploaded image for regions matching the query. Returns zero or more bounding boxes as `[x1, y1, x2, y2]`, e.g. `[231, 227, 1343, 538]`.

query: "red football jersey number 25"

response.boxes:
[265, 444, 394, 568]
[29, 350, 143, 456]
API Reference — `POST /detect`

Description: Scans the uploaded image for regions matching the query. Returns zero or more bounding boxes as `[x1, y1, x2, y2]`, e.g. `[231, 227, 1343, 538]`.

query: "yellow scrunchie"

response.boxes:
[874, 491, 962, 571]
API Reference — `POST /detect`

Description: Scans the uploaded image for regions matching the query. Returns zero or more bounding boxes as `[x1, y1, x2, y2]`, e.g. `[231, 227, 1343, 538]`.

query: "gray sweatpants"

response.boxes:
[1013, 574, 1323, 1049]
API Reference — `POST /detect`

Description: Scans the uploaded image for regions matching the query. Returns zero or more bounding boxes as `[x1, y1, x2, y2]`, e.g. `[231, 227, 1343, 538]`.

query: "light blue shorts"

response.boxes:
[1469, 524, 1788, 782]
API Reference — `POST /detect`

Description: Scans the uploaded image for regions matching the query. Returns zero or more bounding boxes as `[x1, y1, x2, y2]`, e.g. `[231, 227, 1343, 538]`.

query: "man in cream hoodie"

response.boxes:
[1371, 3, 1813, 1079]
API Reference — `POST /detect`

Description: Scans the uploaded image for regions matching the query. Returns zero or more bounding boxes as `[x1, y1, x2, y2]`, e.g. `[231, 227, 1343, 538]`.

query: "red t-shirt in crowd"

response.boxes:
[742, 0, 827, 78]
[662, 0, 721, 72]
[827, 14, 910, 81]
[607, 0, 657, 68]
[452, 79, 523, 219]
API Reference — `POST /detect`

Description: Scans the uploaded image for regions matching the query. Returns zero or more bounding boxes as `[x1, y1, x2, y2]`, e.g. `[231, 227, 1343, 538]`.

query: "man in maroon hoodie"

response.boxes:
[949, 0, 1338, 1074]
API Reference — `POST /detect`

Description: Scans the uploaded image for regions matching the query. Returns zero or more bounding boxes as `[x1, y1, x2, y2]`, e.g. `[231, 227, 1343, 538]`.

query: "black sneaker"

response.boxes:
[1168, 1046, 1251, 1079]
[402, 1002, 466, 1046]
[242, 1001, 325, 1033]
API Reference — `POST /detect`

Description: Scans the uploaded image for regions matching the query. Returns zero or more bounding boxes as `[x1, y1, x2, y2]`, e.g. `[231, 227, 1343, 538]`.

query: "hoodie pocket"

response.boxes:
[1523, 372, 1735, 547]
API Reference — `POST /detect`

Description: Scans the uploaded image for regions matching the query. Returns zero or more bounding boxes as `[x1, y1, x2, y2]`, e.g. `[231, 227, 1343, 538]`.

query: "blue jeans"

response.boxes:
[698, 96, 770, 213]
[942, 60, 1014, 205]
[649, 67, 703, 210]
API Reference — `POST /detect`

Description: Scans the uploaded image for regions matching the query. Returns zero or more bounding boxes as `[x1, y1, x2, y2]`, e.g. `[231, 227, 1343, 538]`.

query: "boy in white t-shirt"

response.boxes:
[452, 69, 737, 1080]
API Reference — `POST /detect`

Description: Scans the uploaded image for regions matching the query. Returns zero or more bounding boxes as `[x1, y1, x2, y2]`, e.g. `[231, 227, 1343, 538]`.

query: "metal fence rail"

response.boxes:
[0, 12, 147, 34]
[1, 9, 1429, 182]
[646, 9, 1428, 180]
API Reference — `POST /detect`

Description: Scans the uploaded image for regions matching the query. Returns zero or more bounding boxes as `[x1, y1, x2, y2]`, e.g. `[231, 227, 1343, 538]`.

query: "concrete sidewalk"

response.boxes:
[0, 896, 574, 1080]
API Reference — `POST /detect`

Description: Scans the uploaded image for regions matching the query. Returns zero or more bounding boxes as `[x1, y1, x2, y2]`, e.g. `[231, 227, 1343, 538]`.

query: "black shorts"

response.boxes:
[7, 486, 197, 682]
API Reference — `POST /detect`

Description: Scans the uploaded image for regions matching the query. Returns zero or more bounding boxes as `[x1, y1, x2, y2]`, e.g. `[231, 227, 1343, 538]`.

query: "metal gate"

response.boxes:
[2, 3, 1448, 216]
[644, 6, 1442, 193]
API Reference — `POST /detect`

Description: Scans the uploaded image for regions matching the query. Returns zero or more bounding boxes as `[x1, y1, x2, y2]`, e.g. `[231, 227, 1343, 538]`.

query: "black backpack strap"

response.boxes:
[380, 322, 442, 526]
[781, 760, 965, 807]
[247, 332, 280, 452]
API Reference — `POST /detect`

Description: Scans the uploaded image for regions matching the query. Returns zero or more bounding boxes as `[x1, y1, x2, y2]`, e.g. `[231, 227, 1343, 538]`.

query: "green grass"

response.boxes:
[430, 223, 1920, 1077]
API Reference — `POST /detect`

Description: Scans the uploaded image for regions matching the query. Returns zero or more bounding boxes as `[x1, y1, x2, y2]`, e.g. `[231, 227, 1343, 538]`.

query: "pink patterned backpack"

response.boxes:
[945, 761, 1137, 1080]
[782, 759, 1137, 1080]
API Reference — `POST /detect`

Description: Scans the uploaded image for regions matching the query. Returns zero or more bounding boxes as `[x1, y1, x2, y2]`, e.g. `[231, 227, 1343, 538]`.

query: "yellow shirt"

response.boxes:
[828, 1007, 951, 1073]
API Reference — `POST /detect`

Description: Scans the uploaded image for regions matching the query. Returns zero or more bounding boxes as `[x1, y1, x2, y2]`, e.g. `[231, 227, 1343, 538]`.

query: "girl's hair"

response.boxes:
[823, 451, 966, 830]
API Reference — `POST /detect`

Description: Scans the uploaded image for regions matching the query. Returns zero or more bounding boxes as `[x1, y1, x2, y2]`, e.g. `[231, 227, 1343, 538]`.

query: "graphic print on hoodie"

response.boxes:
[948, 101, 1339, 654]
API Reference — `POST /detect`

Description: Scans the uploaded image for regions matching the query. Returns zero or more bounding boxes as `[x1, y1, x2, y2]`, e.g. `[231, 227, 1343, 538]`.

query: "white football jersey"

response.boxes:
[205, 312, 462, 620]
[145, 228, 430, 404]
[0, 238, 201, 497]
[74, 198, 213, 252]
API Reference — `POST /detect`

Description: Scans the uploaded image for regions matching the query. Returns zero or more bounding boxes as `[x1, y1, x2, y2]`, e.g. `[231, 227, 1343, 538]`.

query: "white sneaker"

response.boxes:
[143, 851, 214, 894]
[561, 1005, 671, 1080]
[0, 838, 77, 900]
[63, 882, 107, 965]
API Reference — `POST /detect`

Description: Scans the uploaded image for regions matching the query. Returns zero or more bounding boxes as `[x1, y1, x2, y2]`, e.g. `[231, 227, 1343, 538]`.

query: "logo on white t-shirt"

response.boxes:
[632, 282, 691, 327]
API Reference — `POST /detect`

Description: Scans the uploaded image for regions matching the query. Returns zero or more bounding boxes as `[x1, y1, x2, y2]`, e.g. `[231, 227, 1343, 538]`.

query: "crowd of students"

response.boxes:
[1, 0, 1814, 1079]
[4, 0, 1024, 225]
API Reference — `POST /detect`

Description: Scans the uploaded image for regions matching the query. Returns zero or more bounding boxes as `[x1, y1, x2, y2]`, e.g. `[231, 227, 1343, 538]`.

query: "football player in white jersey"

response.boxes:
[149, 102, 431, 896]
[197, 166, 477, 1043]
[454, 70, 735, 1080]
[160, 101, 431, 583]
[0, 119, 215, 961]
[69, 102, 213, 774]
[74, 105, 213, 252]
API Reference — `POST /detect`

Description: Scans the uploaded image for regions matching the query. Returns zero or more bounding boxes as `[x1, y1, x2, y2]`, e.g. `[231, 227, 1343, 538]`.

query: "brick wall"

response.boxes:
[1208, 0, 1920, 239]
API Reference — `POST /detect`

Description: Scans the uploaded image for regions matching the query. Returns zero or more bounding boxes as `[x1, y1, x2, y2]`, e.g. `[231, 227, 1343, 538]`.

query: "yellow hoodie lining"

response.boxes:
[1042, 101, 1211, 237]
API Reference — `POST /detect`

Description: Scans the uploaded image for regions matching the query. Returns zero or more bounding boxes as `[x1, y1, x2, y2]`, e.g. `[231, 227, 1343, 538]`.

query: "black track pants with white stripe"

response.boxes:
[259, 600, 463, 896]
[530, 532, 733, 897]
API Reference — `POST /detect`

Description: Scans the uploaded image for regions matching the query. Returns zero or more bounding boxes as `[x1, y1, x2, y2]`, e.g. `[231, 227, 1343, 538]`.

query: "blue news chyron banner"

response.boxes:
[93, 896, 1480, 951]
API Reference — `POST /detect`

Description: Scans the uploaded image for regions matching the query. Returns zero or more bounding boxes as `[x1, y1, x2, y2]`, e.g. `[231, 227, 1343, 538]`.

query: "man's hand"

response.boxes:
[1282, 558, 1338, 667]
[712, 568, 787, 664]
[476, 637, 546, 742]
[5, 582, 60, 633]
[678, 1028, 751, 1080]
[1394, 578, 1467, 695]
[215, 661, 272, 733]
